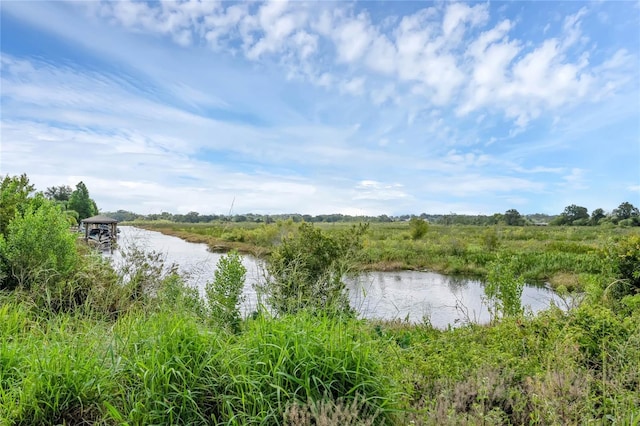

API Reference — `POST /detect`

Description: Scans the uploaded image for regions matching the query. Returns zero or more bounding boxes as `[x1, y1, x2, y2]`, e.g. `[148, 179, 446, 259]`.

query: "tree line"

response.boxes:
[7, 174, 636, 227]
[104, 201, 639, 227]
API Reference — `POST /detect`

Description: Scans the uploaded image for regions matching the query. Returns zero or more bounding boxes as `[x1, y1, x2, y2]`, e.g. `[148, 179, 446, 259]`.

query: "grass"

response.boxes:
[132, 221, 640, 290]
[2, 290, 639, 425]
[2, 218, 640, 424]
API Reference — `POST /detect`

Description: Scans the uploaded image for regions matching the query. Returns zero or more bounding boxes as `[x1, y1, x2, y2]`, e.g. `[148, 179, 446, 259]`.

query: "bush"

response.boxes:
[259, 223, 367, 316]
[605, 235, 640, 300]
[485, 255, 524, 318]
[205, 250, 246, 332]
[0, 201, 78, 293]
[409, 217, 428, 240]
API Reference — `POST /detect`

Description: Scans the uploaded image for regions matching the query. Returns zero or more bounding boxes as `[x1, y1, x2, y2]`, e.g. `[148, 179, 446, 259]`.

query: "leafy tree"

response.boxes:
[590, 208, 606, 226]
[0, 174, 35, 237]
[45, 185, 73, 202]
[560, 204, 589, 225]
[260, 223, 367, 316]
[206, 251, 246, 333]
[68, 181, 98, 221]
[409, 217, 428, 240]
[613, 202, 639, 222]
[504, 209, 524, 226]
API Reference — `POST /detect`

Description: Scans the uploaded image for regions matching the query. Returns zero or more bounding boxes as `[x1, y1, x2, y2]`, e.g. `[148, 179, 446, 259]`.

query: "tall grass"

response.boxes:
[137, 222, 640, 290]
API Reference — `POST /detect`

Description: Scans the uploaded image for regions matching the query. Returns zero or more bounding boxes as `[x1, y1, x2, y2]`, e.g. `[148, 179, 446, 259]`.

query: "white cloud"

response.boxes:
[2, 1, 638, 215]
[339, 76, 366, 96]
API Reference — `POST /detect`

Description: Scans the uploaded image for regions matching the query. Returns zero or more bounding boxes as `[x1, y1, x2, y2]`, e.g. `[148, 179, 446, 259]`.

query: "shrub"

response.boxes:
[485, 255, 524, 318]
[0, 200, 78, 294]
[409, 217, 428, 240]
[205, 250, 246, 332]
[259, 223, 367, 316]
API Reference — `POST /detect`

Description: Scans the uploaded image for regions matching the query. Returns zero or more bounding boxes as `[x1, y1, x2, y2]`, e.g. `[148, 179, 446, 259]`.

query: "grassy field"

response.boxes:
[131, 220, 640, 291]
[2, 203, 640, 424]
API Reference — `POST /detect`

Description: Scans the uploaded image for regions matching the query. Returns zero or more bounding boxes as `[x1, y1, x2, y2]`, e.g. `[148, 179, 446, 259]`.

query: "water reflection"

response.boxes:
[110, 226, 563, 327]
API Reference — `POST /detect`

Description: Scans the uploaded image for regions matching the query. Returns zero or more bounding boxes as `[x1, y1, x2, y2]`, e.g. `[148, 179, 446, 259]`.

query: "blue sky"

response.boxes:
[1, 0, 639, 216]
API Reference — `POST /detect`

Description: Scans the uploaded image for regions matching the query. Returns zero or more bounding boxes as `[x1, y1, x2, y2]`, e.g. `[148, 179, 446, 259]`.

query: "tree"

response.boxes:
[613, 202, 639, 222]
[590, 208, 606, 226]
[67, 181, 98, 221]
[45, 185, 73, 202]
[504, 209, 524, 226]
[0, 174, 35, 237]
[560, 204, 589, 225]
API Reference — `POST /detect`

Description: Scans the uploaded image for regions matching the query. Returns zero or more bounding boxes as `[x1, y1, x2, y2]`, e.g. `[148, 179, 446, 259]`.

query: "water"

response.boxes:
[109, 226, 564, 327]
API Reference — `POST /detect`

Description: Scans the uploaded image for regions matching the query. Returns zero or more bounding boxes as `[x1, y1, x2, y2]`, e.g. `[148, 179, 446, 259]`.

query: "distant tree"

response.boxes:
[590, 208, 606, 226]
[377, 214, 392, 223]
[613, 202, 639, 222]
[44, 185, 73, 202]
[559, 204, 589, 225]
[184, 211, 200, 223]
[504, 209, 524, 226]
[67, 181, 98, 221]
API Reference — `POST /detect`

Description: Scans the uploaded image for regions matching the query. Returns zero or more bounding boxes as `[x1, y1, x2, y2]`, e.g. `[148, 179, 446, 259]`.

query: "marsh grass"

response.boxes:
[136, 222, 640, 290]
[2, 219, 640, 424]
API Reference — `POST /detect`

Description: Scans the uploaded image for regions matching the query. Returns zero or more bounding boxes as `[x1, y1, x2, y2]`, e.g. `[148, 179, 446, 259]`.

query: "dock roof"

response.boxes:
[82, 215, 118, 224]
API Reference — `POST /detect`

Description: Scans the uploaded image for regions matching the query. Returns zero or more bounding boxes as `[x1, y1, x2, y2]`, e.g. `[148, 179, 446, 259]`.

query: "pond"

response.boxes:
[109, 226, 564, 327]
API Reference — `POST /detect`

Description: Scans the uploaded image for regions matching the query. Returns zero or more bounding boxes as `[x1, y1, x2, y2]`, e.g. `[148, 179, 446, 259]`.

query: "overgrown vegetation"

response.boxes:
[258, 223, 367, 315]
[1, 174, 640, 424]
[135, 220, 640, 290]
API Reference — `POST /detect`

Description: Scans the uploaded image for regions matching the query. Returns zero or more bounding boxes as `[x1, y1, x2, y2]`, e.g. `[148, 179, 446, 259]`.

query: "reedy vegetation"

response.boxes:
[1, 174, 640, 424]
[135, 220, 640, 291]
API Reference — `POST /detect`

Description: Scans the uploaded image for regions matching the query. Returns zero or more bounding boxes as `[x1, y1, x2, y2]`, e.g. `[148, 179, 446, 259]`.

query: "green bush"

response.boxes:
[409, 217, 428, 240]
[485, 255, 524, 318]
[0, 201, 78, 294]
[206, 250, 246, 332]
[260, 223, 367, 315]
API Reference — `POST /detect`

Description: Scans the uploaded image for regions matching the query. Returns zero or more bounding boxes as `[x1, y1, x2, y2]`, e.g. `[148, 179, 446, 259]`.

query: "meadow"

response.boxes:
[2, 189, 640, 424]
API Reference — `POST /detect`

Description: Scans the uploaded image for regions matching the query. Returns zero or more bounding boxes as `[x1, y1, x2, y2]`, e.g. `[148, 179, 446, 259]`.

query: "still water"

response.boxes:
[110, 226, 563, 327]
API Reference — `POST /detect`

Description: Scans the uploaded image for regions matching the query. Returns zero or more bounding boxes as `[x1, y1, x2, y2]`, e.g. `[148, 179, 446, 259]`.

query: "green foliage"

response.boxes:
[44, 185, 73, 202]
[591, 208, 606, 225]
[227, 312, 398, 424]
[504, 208, 524, 226]
[613, 201, 640, 222]
[557, 204, 590, 225]
[482, 227, 500, 251]
[408, 217, 428, 240]
[206, 250, 246, 332]
[261, 223, 367, 315]
[606, 235, 640, 299]
[68, 181, 98, 221]
[0, 173, 35, 237]
[0, 200, 78, 293]
[485, 255, 524, 318]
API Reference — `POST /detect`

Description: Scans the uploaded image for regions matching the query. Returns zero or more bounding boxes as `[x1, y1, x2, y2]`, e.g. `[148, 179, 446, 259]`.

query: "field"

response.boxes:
[2, 205, 640, 424]
[132, 220, 640, 291]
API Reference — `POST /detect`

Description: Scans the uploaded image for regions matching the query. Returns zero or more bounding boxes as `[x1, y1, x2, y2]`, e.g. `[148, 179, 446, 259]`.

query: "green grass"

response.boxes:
[133, 221, 640, 290]
[2, 219, 639, 424]
[2, 291, 639, 425]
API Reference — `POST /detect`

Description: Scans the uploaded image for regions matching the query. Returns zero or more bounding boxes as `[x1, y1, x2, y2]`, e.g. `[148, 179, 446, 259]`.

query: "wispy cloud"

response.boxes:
[1, 1, 638, 215]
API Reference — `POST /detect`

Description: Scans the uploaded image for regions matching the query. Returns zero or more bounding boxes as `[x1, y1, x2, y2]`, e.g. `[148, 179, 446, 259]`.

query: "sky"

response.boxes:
[1, 0, 639, 216]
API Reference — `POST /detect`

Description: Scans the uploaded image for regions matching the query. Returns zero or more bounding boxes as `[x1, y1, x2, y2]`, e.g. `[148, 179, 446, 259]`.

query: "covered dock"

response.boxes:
[81, 214, 118, 245]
